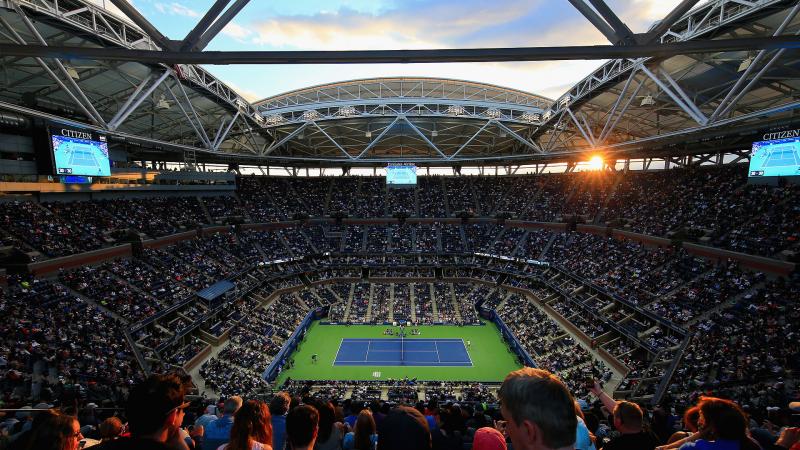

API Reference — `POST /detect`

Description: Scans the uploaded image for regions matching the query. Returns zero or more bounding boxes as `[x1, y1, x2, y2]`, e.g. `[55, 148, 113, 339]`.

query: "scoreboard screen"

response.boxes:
[749, 137, 800, 178]
[49, 126, 111, 177]
[386, 164, 417, 187]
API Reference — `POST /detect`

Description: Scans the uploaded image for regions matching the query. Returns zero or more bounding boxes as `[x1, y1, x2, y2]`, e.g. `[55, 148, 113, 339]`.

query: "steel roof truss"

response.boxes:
[0, 16, 102, 126]
[165, 83, 211, 149]
[310, 121, 354, 160]
[658, 68, 707, 123]
[400, 116, 447, 159]
[213, 110, 239, 150]
[600, 76, 645, 143]
[493, 120, 544, 153]
[13, 5, 107, 126]
[640, 65, 707, 125]
[264, 122, 310, 155]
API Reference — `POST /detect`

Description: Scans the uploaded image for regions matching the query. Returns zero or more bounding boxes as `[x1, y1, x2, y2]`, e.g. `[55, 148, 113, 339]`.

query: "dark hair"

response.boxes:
[312, 399, 336, 442]
[613, 401, 643, 430]
[287, 405, 319, 448]
[24, 412, 78, 450]
[498, 367, 577, 449]
[377, 406, 430, 450]
[228, 400, 273, 450]
[354, 409, 376, 450]
[125, 373, 187, 436]
[270, 392, 292, 416]
[697, 397, 760, 450]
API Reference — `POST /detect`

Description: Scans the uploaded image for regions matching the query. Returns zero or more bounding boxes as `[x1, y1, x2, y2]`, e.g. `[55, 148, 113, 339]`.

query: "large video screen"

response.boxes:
[49, 126, 111, 177]
[749, 137, 800, 178]
[386, 164, 417, 186]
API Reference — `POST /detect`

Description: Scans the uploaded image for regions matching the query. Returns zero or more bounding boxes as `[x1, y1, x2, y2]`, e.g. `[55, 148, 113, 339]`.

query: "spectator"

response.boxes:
[22, 411, 82, 450]
[498, 367, 577, 450]
[197, 405, 220, 430]
[310, 400, 343, 450]
[472, 427, 507, 450]
[94, 373, 191, 450]
[270, 393, 291, 450]
[287, 405, 319, 450]
[220, 399, 273, 450]
[589, 377, 658, 450]
[98, 417, 124, 442]
[343, 410, 377, 450]
[377, 406, 431, 450]
[204, 396, 244, 450]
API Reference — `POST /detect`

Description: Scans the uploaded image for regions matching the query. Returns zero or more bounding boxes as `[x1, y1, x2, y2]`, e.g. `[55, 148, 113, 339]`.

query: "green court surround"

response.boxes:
[275, 319, 523, 384]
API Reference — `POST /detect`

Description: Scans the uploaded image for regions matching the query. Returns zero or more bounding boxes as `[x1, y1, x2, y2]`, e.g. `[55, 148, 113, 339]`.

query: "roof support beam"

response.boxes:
[1, 36, 796, 64]
[193, 0, 252, 51]
[108, 71, 171, 131]
[107, 0, 174, 50]
[586, 0, 636, 45]
[263, 122, 310, 155]
[659, 68, 707, 124]
[448, 120, 494, 160]
[13, 6, 107, 127]
[566, 107, 596, 147]
[566, 0, 620, 45]
[310, 122, 355, 160]
[164, 84, 212, 149]
[709, 1, 800, 122]
[493, 120, 544, 153]
[643, 0, 701, 43]
[356, 117, 402, 159]
[213, 110, 239, 150]
[600, 76, 644, 143]
[401, 116, 447, 159]
[180, 0, 231, 51]
[0, 17, 103, 127]
[640, 66, 707, 125]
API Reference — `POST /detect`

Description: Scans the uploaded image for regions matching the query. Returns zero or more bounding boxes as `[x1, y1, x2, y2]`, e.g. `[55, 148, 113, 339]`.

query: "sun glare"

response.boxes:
[587, 155, 604, 171]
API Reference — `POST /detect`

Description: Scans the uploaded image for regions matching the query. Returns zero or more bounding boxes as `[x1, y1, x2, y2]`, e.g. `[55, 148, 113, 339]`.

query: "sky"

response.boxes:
[105, 0, 690, 102]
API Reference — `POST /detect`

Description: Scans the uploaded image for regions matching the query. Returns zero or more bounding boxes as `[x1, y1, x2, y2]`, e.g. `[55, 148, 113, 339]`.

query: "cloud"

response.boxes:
[222, 22, 253, 41]
[154, 2, 200, 18]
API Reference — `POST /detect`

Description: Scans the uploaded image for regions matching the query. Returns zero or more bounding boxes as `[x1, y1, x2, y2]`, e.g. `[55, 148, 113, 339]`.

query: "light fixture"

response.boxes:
[64, 64, 79, 80]
[365, 130, 372, 138]
[640, 95, 655, 107]
[155, 94, 170, 110]
[431, 130, 438, 137]
[485, 108, 501, 118]
[738, 55, 754, 72]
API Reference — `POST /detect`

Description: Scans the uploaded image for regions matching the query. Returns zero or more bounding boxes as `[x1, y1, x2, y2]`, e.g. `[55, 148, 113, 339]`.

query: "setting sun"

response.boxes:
[587, 155, 604, 171]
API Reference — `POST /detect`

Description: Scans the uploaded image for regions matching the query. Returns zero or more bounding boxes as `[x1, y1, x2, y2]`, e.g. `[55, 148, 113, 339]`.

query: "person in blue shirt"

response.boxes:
[343, 410, 377, 450]
[270, 392, 291, 450]
[203, 396, 243, 450]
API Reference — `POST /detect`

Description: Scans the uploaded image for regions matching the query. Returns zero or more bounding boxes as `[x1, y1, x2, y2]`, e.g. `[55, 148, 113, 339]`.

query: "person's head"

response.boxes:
[287, 405, 319, 450]
[612, 401, 643, 434]
[354, 409, 377, 450]
[125, 373, 189, 440]
[270, 392, 292, 416]
[473, 427, 508, 450]
[228, 400, 273, 450]
[310, 399, 336, 442]
[498, 367, 577, 450]
[377, 406, 431, 450]
[24, 412, 81, 450]
[683, 406, 700, 433]
[98, 416, 123, 441]
[224, 396, 244, 415]
[696, 397, 753, 443]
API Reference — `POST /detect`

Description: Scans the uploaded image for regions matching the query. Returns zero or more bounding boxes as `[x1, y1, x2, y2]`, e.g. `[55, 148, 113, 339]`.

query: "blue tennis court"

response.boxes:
[333, 338, 472, 366]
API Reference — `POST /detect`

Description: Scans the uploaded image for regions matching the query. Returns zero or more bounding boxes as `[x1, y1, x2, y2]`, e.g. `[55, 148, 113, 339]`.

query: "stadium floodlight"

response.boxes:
[155, 94, 171, 110]
[640, 95, 655, 106]
[337, 106, 358, 117]
[485, 108, 501, 118]
[302, 110, 321, 121]
[559, 95, 571, 107]
[365, 130, 372, 138]
[64, 64, 80, 80]
[446, 105, 466, 115]
[265, 114, 285, 126]
[738, 55, 754, 72]
[520, 112, 539, 123]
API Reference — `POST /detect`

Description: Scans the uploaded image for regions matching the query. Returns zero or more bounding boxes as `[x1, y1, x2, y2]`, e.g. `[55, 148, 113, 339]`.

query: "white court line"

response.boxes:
[461, 338, 474, 367]
[434, 341, 441, 363]
[366, 340, 371, 363]
[332, 338, 344, 367]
